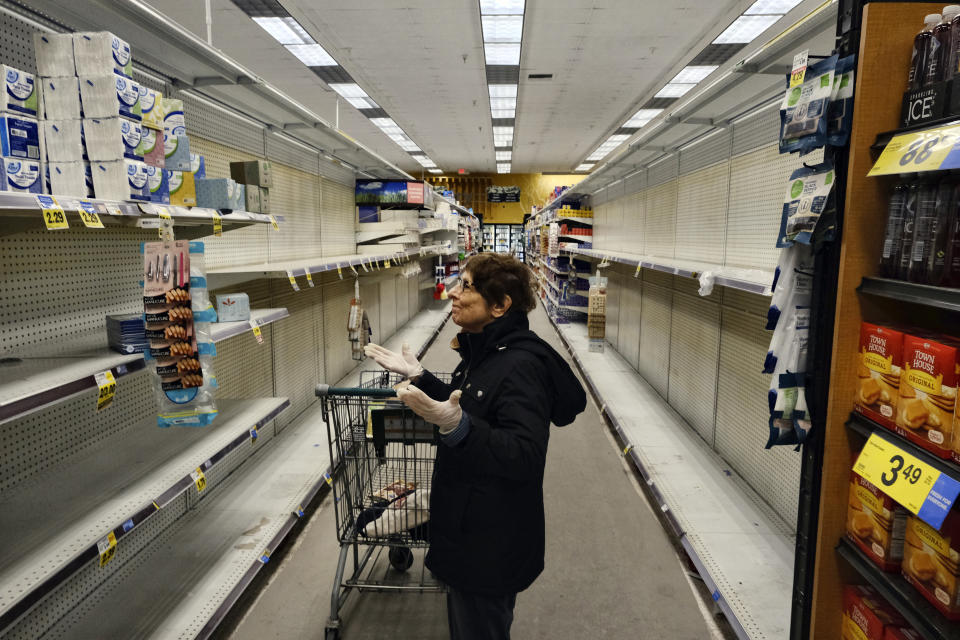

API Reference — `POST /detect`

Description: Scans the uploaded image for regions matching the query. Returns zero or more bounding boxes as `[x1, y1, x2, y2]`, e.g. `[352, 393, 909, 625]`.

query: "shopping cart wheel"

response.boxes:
[389, 546, 413, 572]
[324, 626, 340, 640]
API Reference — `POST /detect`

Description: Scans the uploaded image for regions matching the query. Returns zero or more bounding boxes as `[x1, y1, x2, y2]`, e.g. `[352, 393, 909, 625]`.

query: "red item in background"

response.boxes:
[434, 283, 445, 301]
[885, 627, 922, 639]
[842, 585, 906, 639]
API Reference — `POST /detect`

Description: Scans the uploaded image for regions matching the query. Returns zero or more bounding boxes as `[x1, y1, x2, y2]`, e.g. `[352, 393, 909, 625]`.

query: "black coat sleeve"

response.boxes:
[446, 358, 551, 482]
[414, 370, 454, 402]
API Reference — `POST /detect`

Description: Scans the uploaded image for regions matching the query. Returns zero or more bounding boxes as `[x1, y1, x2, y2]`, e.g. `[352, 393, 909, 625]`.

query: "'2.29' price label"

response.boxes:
[36, 195, 68, 230]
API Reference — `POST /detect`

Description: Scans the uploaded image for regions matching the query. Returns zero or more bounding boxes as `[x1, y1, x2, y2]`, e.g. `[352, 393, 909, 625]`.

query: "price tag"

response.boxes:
[869, 123, 960, 176]
[97, 531, 117, 567]
[211, 210, 222, 237]
[250, 320, 264, 344]
[361, 260, 369, 273]
[305, 267, 314, 287]
[190, 467, 207, 492]
[77, 200, 104, 228]
[94, 370, 116, 411]
[286, 270, 300, 291]
[323, 471, 333, 486]
[789, 49, 808, 88]
[384, 259, 391, 269]
[635, 264, 641, 278]
[157, 206, 172, 221]
[138, 202, 158, 215]
[269, 215, 280, 231]
[36, 195, 68, 230]
[854, 433, 960, 529]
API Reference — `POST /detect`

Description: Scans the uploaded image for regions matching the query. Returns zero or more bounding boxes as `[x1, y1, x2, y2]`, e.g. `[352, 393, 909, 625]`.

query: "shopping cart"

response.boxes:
[315, 371, 451, 640]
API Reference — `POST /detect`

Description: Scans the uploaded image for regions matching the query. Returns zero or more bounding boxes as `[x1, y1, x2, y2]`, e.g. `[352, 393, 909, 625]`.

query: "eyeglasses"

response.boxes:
[454, 277, 475, 292]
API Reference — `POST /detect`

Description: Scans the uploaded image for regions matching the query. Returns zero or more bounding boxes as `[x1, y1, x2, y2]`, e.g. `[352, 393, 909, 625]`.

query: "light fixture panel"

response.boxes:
[655, 83, 695, 98]
[624, 108, 663, 127]
[252, 17, 313, 45]
[488, 84, 518, 98]
[480, 0, 525, 15]
[330, 83, 369, 99]
[713, 14, 780, 43]
[482, 15, 524, 42]
[744, 0, 803, 14]
[484, 43, 522, 65]
[670, 65, 719, 84]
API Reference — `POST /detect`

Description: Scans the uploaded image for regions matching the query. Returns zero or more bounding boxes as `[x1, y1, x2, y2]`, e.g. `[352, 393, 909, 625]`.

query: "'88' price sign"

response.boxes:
[869, 123, 960, 176]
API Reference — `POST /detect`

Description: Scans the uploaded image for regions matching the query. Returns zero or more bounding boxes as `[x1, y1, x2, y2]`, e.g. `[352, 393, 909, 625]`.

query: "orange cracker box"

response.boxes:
[902, 511, 960, 619]
[854, 323, 904, 429]
[846, 468, 908, 572]
[842, 585, 907, 640]
[896, 334, 958, 459]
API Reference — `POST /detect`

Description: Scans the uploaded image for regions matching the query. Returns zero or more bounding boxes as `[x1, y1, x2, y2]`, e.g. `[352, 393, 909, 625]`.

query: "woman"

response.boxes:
[364, 253, 586, 640]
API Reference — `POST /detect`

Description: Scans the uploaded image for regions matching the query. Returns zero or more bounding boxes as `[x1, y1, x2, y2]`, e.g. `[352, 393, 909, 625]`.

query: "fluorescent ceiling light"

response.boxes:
[574, 164, 594, 172]
[482, 15, 524, 42]
[497, 163, 511, 173]
[494, 136, 513, 146]
[485, 43, 521, 65]
[670, 65, 718, 84]
[655, 83, 695, 98]
[491, 108, 516, 118]
[285, 43, 336, 66]
[330, 83, 369, 99]
[490, 97, 517, 110]
[713, 14, 780, 43]
[252, 17, 312, 45]
[370, 118, 403, 136]
[429, 169, 443, 174]
[493, 126, 514, 136]
[412, 155, 436, 168]
[605, 134, 630, 145]
[496, 151, 512, 160]
[388, 133, 407, 143]
[344, 96, 379, 109]
[745, 0, 803, 14]
[624, 108, 663, 127]
[489, 84, 518, 98]
[480, 0, 525, 15]
[398, 139, 421, 152]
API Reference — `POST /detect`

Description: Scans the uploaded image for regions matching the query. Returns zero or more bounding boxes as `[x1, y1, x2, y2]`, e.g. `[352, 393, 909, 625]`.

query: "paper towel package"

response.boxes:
[165, 133, 191, 171]
[137, 127, 164, 167]
[34, 33, 76, 77]
[91, 159, 127, 201]
[0, 116, 40, 159]
[190, 153, 205, 179]
[43, 119, 83, 162]
[215, 294, 250, 322]
[244, 184, 261, 212]
[83, 117, 142, 161]
[73, 32, 132, 78]
[229, 160, 272, 187]
[166, 170, 196, 207]
[196, 178, 245, 210]
[1, 67, 37, 117]
[48, 161, 86, 196]
[145, 165, 169, 204]
[41, 76, 81, 120]
[260, 186, 270, 213]
[138, 86, 163, 130]
[1, 157, 42, 193]
[79, 74, 140, 120]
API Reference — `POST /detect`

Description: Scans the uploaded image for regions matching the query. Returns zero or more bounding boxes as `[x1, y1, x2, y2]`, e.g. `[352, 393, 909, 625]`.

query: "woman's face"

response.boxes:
[449, 271, 499, 333]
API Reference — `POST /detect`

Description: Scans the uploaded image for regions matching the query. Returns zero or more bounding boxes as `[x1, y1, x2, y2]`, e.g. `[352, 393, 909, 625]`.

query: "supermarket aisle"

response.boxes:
[229, 305, 720, 640]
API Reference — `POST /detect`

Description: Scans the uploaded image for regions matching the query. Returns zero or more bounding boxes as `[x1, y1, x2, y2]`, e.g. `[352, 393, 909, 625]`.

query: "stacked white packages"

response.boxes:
[0, 64, 42, 194]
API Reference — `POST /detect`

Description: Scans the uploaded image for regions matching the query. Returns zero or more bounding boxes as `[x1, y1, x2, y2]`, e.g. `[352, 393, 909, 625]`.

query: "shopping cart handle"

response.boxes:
[315, 384, 398, 398]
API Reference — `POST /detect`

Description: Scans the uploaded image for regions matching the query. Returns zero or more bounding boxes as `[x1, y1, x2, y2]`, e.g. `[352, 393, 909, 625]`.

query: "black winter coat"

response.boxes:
[415, 310, 586, 596]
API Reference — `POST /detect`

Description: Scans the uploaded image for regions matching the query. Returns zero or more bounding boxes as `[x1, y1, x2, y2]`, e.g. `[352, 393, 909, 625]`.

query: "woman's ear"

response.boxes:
[491, 294, 513, 318]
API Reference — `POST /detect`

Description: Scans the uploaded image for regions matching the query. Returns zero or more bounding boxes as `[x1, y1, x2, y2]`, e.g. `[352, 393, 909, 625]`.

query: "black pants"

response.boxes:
[446, 588, 517, 640]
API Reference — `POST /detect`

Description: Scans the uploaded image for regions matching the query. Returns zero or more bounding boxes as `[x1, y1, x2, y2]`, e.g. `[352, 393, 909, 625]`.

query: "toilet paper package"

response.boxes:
[139, 86, 163, 130]
[0, 116, 40, 159]
[41, 76, 81, 120]
[137, 127, 164, 167]
[1, 157, 42, 193]
[83, 117, 142, 161]
[191, 153, 205, 179]
[165, 134, 191, 171]
[196, 178, 245, 210]
[73, 32, 132, 78]
[145, 165, 169, 204]
[33, 33, 76, 77]
[43, 120, 83, 162]
[91, 158, 147, 201]
[1, 67, 38, 117]
[167, 170, 196, 207]
[48, 161, 86, 196]
[79, 74, 141, 120]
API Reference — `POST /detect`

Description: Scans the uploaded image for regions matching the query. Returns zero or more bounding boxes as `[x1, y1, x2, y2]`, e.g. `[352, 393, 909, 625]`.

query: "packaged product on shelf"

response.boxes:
[779, 53, 838, 154]
[166, 169, 196, 207]
[884, 627, 921, 640]
[136, 127, 164, 167]
[0, 66, 37, 117]
[165, 134, 191, 171]
[73, 32, 132, 78]
[33, 33, 76, 77]
[766, 306, 809, 447]
[79, 74, 141, 120]
[42, 120, 83, 162]
[903, 511, 960, 618]
[767, 243, 813, 331]
[196, 178, 245, 210]
[40, 76, 81, 120]
[0, 115, 40, 160]
[142, 240, 218, 427]
[879, 181, 912, 278]
[47, 162, 86, 197]
[244, 184, 261, 212]
[925, 177, 960, 286]
[924, 9, 959, 86]
[842, 585, 907, 640]
[776, 162, 835, 247]
[854, 323, 904, 428]
[896, 333, 958, 458]
[898, 182, 936, 280]
[138, 86, 163, 130]
[145, 165, 169, 204]
[909, 15, 941, 91]
[827, 55, 856, 147]
[907, 177, 953, 283]
[82, 116, 142, 161]
[0, 158, 42, 194]
[215, 293, 250, 322]
[106, 313, 148, 354]
[162, 98, 186, 163]
[191, 153, 205, 179]
[126, 159, 148, 201]
[90, 158, 146, 201]
[229, 159, 272, 187]
[260, 186, 270, 213]
[846, 468, 907, 571]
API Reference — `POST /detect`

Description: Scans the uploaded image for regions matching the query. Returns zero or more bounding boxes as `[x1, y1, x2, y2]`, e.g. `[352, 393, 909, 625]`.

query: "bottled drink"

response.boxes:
[880, 182, 908, 277]
[910, 14, 941, 90]
[950, 9, 960, 79]
[928, 178, 958, 285]
[898, 182, 925, 279]
[927, 8, 960, 85]
[908, 180, 941, 282]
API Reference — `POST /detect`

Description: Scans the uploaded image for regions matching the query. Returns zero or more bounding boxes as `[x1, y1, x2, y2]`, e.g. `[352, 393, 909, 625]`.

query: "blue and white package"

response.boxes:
[190, 153, 205, 179]
[827, 55, 855, 147]
[1, 157, 41, 193]
[33, 32, 76, 77]
[196, 178, 244, 210]
[138, 86, 163, 130]
[779, 54, 838, 155]
[776, 162, 835, 247]
[73, 32, 133, 78]
[41, 76, 81, 120]
[0, 115, 40, 159]
[91, 160, 128, 200]
[145, 164, 169, 204]
[766, 243, 813, 331]
[165, 134, 191, 171]
[43, 120, 84, 162]
[79, 74, 141, 120]
[82, 117, 142, 161]
[1, 66, 37, 117]
[48, 162, 86, 197]
[215, 293, 250, 322]
[127, 159, 148, 201]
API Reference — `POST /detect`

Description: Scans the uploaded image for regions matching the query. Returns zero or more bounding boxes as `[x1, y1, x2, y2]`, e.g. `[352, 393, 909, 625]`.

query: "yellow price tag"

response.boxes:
[305, 268, 314, 287]
[94, 370, 116, 411]
[869, 124, 960, 176]
[789, 50, 808, 88]
[97, 531, 117, 567]
[251, 322, 263, 344]
[157, 206, 172, 221]
[286, 270, 300, 291]
[211, 210, 222, 237]
[191, 467, 207, 492]
[78, 201, 104, 228]
[270, 214, 280, 231]
[36, 195, 68, 230]
[634, 264, 641, 278]
[384, 259, 391, 269]
[337, 264, 343, 279]
[853, 434, 943, 517]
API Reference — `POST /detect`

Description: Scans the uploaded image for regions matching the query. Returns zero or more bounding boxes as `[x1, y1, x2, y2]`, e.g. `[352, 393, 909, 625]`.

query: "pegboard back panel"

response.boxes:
[593, 202, 609, 251]
[644, 180, 678, 259]
[396, 275, 410, 326]
[723, 145, 785, 271]
[647, 154, 680, 188]
[624, 170, 646, 197]
[675, 161, 730, 264]
[379, 278, 398, 340]
[732, 102, 780, 157]
[181, 92, 267, 158]
[622, 192, 645, 256]
[268, 281, 321, 429]
[267, 164, 322, 263]
[322, 280, 354, 384]
[605, 272, 621, 350]
[618, 277, 642, 370]
[321, 178, 356, 257]
[360, 281, 382, 347]
[0, 10, 39, 73]
[637, 282, 672, 398]
[265, 132, 320, 176]
[679, 128, 733, 175]
[668, 292, 721, 446]
[319, 157, 358, 187]
[642, 268, 674, 288]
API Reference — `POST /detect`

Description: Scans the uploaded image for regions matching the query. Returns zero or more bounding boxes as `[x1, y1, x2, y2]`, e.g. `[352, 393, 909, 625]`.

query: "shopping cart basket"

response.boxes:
[315, 371, 452, 640]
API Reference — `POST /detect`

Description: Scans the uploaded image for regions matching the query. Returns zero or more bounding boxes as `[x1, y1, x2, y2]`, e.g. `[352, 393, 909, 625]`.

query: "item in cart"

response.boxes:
[0, 158, 41, 194]
[896, 333, 958, 458]
[779, 54, 838, 154]
[846, 468, 908, 571]
[842, 585, 907, 640]
[910, 15, 942, 90]
[879, 182, 911, 278]
[78, 74, 140, 120]
[854, 323, 904, 428]
[777, 162, 835, 246]
[73, 32, 132, 78]
[903, 511, 960, 618]
[33, 32, 76, 77]
[0, 66, 37, 117]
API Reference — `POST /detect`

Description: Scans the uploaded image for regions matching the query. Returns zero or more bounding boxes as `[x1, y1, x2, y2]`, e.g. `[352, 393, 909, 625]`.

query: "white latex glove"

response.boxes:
[364, 342, 424, 379]
[363, 488, 431, 538]
[396, 385, 463, 433]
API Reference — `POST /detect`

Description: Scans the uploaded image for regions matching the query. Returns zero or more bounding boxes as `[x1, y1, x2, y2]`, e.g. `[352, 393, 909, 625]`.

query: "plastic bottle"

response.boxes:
[908, 180, 942, 281]
[950, 9, 960, 79]
[898, 182, 924, 279]
[879, 182, 909, 277]
[927, 8, 960, 85]
[910, 14, 941, 90]
[927, 178, 958, 285]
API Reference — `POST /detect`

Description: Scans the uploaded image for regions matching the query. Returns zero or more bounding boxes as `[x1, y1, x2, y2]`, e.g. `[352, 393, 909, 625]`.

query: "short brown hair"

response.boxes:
[465, 253, 537, 314]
